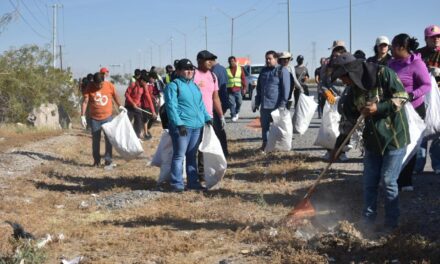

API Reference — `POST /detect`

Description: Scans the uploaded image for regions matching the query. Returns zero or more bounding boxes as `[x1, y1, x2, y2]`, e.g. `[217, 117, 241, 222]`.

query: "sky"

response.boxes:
[1, 0, 439, 78]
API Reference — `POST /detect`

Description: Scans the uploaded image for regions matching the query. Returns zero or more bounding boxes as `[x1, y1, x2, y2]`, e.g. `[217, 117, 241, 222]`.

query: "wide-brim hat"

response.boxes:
[278, 51, 292, 59]
[331, 53, 366, 90]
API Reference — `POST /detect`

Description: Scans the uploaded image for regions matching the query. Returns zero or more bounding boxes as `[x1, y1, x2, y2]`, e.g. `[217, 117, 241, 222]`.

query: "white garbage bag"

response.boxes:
[314, 99, 341, 149]
[102, 111, 143, 159]
[151, 130, 173, 183]
[199, 125, 227, 189]
[265, 109, 293, 152]
[424, 75, 440, 139]
[151, 130, 187, 184]
[402, 103, 426, 167]
[292, 93, 318, 134]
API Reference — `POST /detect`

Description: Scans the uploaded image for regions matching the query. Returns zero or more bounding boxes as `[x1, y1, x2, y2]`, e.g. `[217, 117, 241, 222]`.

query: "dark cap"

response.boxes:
[176, 58, 196, 70]
[196, 50, 217, 60]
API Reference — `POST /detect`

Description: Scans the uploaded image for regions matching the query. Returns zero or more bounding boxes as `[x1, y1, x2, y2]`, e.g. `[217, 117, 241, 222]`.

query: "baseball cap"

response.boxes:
[99, 67, 109, 73]
[329, 40, 345, 50]
[176, 59, 196, 70]
[196, 50, 217, 60]
[424, 25, 440, 37]
[278, 51, 292, 59]
[375, 36, 390, 46]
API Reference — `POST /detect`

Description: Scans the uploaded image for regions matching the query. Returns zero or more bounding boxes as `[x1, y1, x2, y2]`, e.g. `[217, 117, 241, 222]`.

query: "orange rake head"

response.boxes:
[284, 198, 316, 226]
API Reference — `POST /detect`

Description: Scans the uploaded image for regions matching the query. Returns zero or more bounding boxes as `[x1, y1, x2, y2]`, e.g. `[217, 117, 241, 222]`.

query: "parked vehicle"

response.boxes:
[243, 64, 264, 99]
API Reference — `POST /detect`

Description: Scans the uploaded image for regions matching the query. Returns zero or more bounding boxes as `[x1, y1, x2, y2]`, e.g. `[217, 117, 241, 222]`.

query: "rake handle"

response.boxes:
[302, 114, 365, 201]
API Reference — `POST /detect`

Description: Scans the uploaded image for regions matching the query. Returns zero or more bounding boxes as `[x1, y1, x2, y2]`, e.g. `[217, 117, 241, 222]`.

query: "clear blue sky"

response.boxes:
[1, 0, 439, 78]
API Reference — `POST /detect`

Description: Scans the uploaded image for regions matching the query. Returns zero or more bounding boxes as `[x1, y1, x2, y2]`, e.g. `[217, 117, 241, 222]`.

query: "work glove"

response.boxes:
[220, 116, 226, 129]
[205, 120, 213, 126]
[119, 105, 127, 113]
[323, 89, 336, 105]
[80, 116, 87, 128]
[178, 126, 187, 136]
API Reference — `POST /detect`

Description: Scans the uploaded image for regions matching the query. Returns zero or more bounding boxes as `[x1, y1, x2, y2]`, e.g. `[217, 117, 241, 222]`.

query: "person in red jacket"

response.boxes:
[140, 74, 158, 140]
[124, 75, 145, 138]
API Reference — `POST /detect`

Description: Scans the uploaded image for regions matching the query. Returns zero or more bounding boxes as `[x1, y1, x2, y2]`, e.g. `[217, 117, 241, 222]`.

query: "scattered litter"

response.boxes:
[240, 249, 250, 254]
[61, 256, 84, 264]
[269, 227, 278, 237]
[391, 260, 400, 264]
[79, 201, 89, 209]
[55, 205, 65, 209]
[36, 234, 52, 248]
[91, 193, 99, 198]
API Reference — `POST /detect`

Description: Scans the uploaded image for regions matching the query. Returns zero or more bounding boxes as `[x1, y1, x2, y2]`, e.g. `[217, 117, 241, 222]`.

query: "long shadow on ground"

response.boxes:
[34, 170, 157, 193]
[103, 216, 265, 232]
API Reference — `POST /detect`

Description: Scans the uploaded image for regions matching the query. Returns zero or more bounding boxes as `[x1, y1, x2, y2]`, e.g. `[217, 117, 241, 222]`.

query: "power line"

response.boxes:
[292, 0, 376, 14]
[19, 0, 50, 33]
[8, 0, 48, 39]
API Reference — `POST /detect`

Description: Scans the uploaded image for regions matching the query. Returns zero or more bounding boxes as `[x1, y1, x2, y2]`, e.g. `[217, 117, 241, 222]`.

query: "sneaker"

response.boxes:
[236, 113, 239, 120]
[339, 153, 349, 161]
[144, 132, 152, 140]
[231, 116, 238, 122]
[401, 186, 414, 192]
[343, 144, 353, 152]
[92, 162, 100, 168]
[322, 151, 330, 161]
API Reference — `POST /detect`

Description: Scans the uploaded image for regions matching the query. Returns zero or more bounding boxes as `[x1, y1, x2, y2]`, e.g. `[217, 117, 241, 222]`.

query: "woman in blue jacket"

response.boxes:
[164, 59, 212, 192]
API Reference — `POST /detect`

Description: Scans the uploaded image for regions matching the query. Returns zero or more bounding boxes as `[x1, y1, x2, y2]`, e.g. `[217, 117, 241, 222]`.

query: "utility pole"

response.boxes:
[52, 4, 60, 68]
[349, 0, 352, 52]
[287, 0, 291, 52]
[217, 8, 255, 56]
[204, 16, 208, 50]
[59, 45, 63, 70]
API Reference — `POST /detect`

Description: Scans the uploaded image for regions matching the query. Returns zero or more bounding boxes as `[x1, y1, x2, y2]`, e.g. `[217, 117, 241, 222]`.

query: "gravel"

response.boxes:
[94, 190, 165, 210]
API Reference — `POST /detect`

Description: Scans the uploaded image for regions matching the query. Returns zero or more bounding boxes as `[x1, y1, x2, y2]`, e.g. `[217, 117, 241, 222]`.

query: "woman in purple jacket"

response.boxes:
[388, 33, 431, 191]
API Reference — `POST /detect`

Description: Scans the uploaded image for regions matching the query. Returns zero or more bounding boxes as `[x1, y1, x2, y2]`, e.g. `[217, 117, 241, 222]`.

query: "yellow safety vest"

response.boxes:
[165, 73, 171, 84]
[226, 66, 242, 88]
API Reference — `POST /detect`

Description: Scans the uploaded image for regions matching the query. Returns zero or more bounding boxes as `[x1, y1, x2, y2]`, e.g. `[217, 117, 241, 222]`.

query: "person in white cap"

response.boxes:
[367, 36, 392, 65]
[277, 51, 302, 109]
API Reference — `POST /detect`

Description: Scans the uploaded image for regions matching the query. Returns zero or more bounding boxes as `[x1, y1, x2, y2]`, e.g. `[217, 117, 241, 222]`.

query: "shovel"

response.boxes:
[285, 114, 364, 226]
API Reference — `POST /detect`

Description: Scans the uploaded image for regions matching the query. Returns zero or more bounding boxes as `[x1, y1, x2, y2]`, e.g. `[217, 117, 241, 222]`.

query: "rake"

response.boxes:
[285, 114, 364, 226]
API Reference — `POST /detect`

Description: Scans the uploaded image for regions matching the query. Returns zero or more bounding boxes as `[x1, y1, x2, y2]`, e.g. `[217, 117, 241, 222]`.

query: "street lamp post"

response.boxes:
[217, 8, 255, 56]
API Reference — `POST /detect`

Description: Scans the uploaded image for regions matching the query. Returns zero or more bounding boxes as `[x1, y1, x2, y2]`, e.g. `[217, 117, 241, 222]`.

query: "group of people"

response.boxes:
[79, 23, 440, 232]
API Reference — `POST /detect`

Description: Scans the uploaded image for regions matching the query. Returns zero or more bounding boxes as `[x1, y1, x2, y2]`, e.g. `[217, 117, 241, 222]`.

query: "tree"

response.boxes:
[0, 45, 76, 123]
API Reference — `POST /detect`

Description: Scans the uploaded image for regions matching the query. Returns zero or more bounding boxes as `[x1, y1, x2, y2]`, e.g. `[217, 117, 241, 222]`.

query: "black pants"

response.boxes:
[398, 103, 426, 188]
[127, 105, 142, 138]
[293, 84, 310, 108]
[213, 111, 229, 157]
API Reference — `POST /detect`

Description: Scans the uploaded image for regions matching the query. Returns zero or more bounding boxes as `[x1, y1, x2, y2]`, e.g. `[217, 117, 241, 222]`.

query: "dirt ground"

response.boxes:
[0, 122, 439, 263]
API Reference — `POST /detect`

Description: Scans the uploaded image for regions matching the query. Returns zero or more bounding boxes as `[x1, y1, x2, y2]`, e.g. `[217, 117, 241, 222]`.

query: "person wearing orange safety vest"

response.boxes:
[226, 56, 247, 122]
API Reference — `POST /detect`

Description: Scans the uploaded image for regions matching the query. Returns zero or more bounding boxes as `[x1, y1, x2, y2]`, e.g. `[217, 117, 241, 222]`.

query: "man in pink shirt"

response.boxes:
[194, 50, 228, 169]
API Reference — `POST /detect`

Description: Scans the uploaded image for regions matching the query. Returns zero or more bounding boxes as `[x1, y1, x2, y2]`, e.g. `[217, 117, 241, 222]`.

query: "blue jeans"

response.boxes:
[260, 108, 275, 144]
[228, 91, 242, 118]
[430, 138, 440, 171]
[169, 126, 202, 190]
[363, 148, 406, 228]
[90, 116, 113, 165]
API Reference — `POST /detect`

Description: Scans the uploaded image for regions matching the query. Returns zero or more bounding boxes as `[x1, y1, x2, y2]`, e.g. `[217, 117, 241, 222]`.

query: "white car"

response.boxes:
[243, 64, 264, 100]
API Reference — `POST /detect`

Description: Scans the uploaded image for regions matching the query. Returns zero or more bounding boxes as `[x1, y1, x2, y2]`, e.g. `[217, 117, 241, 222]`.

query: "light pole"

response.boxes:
[217, 8, 255, 55]
[287, 0, 291, 52]
[174, 28, 187, 58]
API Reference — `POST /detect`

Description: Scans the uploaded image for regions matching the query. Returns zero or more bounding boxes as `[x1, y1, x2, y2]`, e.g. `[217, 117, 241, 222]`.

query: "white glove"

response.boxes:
[119, 105, 127, 113]
[80, 116, 87, 128]
[220, 116, 226, 129]
[431, 67, 440, 77]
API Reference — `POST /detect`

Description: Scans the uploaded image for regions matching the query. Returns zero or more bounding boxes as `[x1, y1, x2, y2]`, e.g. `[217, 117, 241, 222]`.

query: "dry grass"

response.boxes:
[0, 124, 62, 152]
[1, 123, 439, 263]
